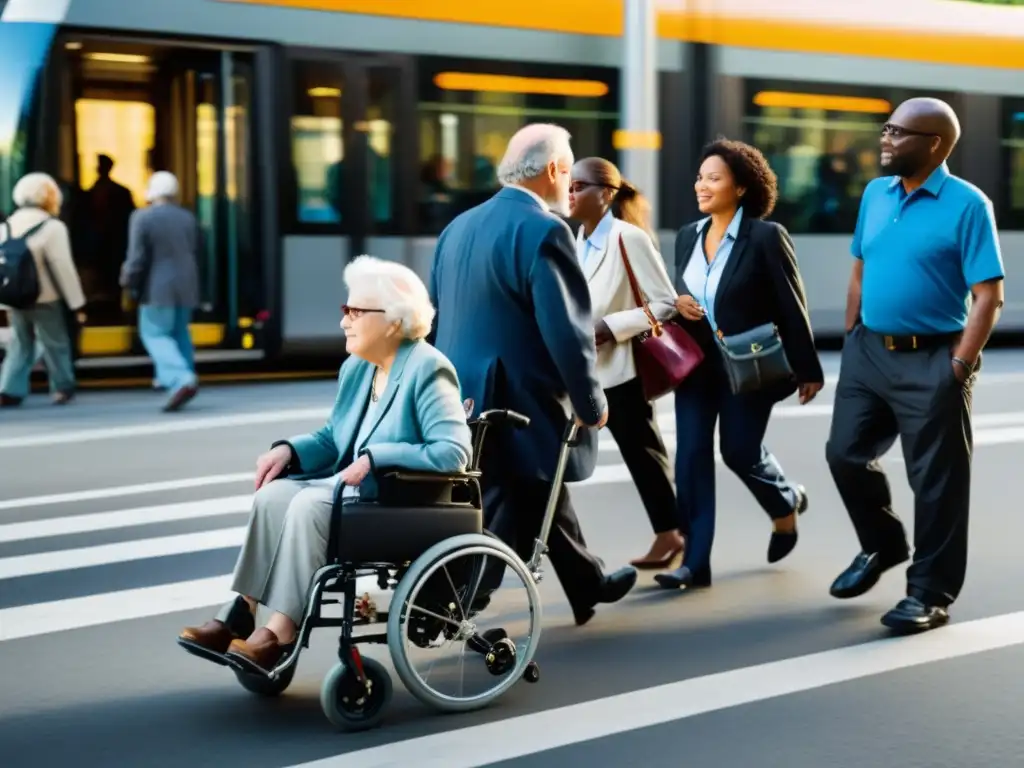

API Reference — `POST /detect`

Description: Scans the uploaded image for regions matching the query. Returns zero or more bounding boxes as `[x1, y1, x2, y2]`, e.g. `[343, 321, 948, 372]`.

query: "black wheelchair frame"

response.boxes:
[225, 408, 581, 730]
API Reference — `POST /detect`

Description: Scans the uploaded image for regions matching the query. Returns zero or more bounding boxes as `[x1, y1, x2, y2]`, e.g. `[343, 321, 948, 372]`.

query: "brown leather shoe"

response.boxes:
[179, 620, 236, 654]
[225, 627, 294, 674]
[177, 596, 255, 666]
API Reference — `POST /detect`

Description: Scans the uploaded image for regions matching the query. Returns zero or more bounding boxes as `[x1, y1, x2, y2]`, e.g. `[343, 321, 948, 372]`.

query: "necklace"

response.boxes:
[371, 367, 383, 402]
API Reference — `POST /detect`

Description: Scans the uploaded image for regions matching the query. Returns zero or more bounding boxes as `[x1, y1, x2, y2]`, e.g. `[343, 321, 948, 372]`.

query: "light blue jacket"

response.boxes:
[280, 339, 472, 479]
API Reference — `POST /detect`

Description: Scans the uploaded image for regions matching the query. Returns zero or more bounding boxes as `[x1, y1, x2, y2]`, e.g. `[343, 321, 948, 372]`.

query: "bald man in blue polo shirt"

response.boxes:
[825, 97, 1005, 634]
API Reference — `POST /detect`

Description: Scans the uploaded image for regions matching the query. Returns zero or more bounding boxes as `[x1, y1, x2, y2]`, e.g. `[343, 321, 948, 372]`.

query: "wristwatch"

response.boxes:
[951, 356, 974, 374]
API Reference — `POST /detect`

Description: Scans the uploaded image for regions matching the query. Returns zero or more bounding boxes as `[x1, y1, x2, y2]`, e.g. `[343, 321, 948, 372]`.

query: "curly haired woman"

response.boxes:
[655, 139, 825, 592]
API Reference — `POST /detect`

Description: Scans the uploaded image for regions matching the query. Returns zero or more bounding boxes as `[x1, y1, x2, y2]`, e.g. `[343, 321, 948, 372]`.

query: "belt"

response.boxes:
[874, 332, 958, 352]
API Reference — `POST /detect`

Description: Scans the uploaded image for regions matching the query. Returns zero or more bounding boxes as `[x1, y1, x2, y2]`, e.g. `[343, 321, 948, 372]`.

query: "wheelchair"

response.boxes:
[218, 408, 581, 731]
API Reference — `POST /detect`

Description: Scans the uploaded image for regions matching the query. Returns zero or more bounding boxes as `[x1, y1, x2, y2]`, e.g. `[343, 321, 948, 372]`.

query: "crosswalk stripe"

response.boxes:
[0, 527, 246, 579]
[0, 473, 252, 511]
[0, 575, 235, 641]
[0, 572, 383, 642]
[0, 496, 251, 544]
[0, 407, 327, 450]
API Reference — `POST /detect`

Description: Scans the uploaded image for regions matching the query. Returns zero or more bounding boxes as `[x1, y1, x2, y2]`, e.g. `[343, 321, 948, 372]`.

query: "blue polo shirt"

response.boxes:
[852, 163, 1004, 335]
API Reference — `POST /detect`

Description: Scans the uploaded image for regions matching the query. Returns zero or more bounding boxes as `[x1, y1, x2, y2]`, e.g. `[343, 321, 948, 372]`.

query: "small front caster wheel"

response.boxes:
[319, 657, 393, 732]
[523, 661, 540, 684]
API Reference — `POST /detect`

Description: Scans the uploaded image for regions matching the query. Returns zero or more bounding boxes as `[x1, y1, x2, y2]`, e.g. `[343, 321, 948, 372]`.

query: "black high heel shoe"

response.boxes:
[653, 565, 712, 590]
[767, 486, 809, 564]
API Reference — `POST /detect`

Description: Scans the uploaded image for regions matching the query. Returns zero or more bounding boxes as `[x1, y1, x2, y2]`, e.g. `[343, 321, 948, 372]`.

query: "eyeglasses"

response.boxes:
[341, 305, 385, 319]
[569, 180, 616, 194]
[881, 123, 939, 139]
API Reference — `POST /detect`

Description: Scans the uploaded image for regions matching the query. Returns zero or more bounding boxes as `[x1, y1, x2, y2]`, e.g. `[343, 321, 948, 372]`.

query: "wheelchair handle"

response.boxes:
[477, 409, 531, 430]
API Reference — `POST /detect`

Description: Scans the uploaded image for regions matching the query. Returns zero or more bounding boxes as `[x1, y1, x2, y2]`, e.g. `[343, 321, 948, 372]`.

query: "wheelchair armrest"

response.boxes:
[379, 469, 482, 483]
[359, 466, 481, 507]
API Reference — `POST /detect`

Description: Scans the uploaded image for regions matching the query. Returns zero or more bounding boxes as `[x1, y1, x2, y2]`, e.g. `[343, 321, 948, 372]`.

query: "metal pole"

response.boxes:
[621, 0, 659, 230]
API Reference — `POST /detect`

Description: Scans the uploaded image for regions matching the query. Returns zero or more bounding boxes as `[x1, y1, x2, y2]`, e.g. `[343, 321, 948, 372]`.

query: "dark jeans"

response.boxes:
[674, 349, 801, 579]
[825, 325, 975, 607]
[604, 376, 677, 535]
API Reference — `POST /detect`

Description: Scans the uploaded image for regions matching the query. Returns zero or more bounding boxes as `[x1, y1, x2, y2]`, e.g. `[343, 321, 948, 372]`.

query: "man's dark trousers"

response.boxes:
[825, 325, 976, 607]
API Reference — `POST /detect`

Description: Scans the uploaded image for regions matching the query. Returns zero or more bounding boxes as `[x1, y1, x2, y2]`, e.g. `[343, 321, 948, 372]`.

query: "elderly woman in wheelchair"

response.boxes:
[177, 255, 472, 675]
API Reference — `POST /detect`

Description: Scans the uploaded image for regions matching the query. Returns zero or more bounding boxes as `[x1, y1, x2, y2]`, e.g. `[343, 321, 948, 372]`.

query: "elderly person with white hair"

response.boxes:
[178, 254, 472, 673]
[0, 172, 86, 407]
[120, 170, 201, 412]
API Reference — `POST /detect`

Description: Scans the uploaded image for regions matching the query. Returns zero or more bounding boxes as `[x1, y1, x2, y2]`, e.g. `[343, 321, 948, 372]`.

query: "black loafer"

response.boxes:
[881, 596, 949, 634]
[829, 550, 908, 599]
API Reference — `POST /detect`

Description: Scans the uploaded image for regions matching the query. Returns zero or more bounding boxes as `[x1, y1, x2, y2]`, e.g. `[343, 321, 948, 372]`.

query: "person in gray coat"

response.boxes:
[120, 171, 200, 411]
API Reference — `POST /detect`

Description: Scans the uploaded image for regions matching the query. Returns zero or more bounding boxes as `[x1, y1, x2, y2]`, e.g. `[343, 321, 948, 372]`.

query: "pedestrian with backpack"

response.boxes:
[0, 173, 86, 407]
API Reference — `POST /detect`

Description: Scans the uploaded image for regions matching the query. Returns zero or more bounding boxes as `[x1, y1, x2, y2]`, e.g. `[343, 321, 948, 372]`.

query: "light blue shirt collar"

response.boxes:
[886, 162, 950, 198]
[694, 206, 744, 239]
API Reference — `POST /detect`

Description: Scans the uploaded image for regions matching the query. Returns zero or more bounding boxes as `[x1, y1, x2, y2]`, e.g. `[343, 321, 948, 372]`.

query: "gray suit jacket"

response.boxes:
[119, 202, 201, 307]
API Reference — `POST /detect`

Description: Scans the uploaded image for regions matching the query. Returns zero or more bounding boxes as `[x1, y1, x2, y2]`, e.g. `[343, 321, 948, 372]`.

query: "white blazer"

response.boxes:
[575, 216, 678, 391]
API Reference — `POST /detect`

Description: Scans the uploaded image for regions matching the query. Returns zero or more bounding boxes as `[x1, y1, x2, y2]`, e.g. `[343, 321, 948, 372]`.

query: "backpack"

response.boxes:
[0, 218, 51, 309]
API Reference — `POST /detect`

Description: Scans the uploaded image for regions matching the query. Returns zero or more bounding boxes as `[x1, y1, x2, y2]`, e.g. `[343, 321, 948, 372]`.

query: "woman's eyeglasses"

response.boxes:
[341, 305, 385, 319]
[569, 180, 615, 194]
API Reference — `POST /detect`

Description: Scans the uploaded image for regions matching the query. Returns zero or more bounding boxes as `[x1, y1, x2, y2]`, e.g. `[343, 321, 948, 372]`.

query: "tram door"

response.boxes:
[153, 53, 259, 354]
[59, 42, 260, 358]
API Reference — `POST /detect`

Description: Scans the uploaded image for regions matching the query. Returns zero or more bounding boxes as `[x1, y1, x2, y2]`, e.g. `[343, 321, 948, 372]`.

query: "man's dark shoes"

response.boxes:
[829, 550, 908, 599]
[574, 567, 638, 626]
[881, 596, 949, 634]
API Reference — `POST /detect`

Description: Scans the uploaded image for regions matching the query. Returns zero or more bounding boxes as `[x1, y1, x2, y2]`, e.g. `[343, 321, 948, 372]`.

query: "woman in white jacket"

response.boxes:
[569, 157, 684, 569]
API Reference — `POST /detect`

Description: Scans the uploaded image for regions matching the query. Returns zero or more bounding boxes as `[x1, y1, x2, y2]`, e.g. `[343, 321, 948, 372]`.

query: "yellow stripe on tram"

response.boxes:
[78, 323, 227, 356]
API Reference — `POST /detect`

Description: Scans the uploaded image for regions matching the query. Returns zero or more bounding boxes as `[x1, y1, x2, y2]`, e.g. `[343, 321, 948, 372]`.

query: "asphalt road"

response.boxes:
[2, 352, 1024, 768]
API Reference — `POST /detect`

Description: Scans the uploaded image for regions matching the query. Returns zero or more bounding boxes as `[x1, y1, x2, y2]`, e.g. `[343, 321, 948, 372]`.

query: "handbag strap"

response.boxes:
[617, 233, 660, 332]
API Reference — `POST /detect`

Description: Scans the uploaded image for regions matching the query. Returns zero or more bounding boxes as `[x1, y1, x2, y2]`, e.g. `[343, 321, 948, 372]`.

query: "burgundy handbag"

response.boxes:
[618, 234, 704, 401]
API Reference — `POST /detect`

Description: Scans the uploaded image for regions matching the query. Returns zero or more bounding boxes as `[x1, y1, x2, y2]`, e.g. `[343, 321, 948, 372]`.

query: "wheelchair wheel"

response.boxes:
[234, 663, 296, 697]
[319, 657, 393, 732]
[387, 533, 542, 714]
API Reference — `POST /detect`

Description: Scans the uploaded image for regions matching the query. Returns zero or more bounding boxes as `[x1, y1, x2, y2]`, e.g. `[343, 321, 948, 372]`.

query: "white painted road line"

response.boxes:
[0, 573, 383, 641]
[0, 407, 327, 450]
[289, 609, 1024, 768]
[0, 496, 252, 543]
[0, 527, 246, 579]
[0, 473, 253, 511]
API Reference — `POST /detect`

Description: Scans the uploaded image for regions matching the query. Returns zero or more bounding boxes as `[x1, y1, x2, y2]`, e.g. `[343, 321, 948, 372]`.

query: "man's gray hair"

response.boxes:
[344, 254, 436, 340]
[12, 172, 62, 211]
[496, 123, 573, 185]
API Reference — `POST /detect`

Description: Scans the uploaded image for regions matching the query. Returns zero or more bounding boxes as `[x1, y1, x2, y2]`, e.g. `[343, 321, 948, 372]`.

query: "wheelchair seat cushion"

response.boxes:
[333, 500, 483, 565]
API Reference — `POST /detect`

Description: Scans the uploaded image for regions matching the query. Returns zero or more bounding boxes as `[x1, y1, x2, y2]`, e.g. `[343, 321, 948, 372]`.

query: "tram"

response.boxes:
[1, 0, 1022, 367]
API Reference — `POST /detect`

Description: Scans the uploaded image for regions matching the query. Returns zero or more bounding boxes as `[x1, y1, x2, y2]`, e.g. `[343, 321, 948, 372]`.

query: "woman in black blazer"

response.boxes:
[655, 139, 825, 591]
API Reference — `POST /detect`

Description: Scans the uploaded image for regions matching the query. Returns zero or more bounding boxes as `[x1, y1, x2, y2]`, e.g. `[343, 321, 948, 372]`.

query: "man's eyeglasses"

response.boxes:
[881, 123, 939, 139]
[341, 305, 385, 319]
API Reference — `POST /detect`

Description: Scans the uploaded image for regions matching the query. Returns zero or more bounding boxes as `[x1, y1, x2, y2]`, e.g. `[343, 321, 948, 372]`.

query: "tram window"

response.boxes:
[415, 58, 618, 234]
[1001, 99, 1024, 229]
[366, 69, 395, 227]
[740, 81, 964, 235]
[740, 82, 894, 235]
[291, 61, 344, 225]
